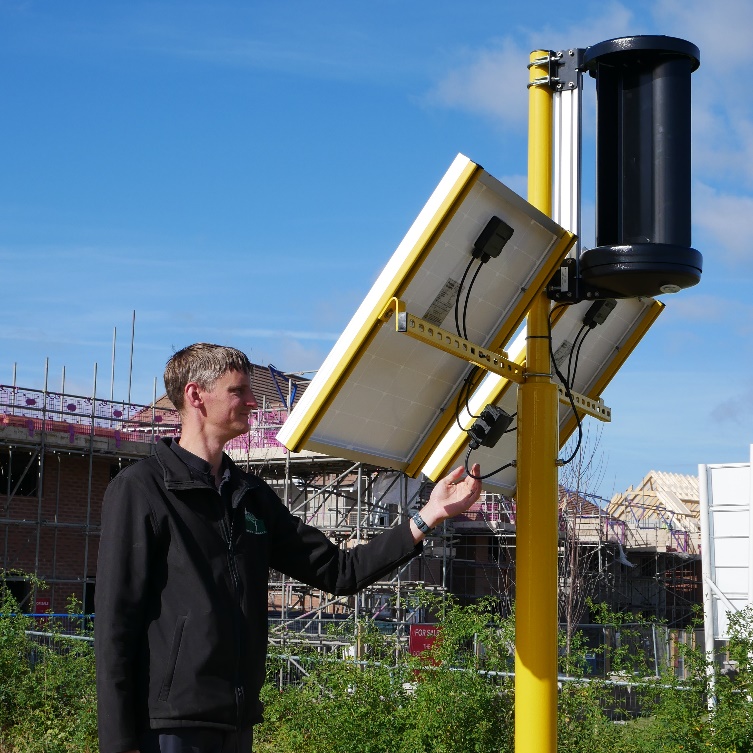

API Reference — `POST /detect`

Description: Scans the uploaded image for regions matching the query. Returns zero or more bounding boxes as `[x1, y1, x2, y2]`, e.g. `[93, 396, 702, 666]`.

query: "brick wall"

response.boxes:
[1, 450, 117, 613]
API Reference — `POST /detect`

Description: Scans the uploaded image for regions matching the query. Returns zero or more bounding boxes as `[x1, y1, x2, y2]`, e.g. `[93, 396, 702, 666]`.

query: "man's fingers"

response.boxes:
[446, 465, 466, 484]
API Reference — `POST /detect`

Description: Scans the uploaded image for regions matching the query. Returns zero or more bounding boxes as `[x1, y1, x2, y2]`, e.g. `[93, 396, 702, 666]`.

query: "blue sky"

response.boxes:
[1, 0, 751, 498]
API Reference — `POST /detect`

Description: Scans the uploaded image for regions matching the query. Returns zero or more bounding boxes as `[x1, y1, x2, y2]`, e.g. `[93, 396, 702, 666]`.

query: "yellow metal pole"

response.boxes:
[515, 51, 559, 753]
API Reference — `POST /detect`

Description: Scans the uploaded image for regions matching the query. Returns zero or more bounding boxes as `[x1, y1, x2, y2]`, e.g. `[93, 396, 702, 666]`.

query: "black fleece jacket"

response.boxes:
[95, 438, 421, 753]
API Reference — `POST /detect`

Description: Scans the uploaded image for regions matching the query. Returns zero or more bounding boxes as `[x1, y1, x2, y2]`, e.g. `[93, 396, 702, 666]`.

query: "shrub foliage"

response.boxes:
[2, 578, 753, 753]
[0, 581, 97, 753]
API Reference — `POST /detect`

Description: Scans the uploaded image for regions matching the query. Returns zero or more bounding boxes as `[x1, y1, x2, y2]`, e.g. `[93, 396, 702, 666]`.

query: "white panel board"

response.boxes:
[700, 450, 753, 644]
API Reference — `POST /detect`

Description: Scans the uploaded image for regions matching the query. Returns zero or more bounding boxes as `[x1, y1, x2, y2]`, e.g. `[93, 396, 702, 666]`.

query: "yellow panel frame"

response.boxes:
[281, 159, 482, 453]
[282, 157, 576, 463]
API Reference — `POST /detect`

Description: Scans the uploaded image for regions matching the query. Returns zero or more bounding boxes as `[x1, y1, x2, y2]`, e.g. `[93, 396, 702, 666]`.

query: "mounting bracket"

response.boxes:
[379, 297, 611, 422]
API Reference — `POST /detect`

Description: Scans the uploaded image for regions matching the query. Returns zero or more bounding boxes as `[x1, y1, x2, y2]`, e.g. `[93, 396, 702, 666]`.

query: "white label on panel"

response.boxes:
[422, 278, 461, 327]
[552, 339, 573, 369]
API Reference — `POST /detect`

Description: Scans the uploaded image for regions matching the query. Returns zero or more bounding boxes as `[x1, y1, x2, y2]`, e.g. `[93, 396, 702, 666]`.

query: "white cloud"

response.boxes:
[636, 1, 753, 252]
[424, 0, 753, 195]
[277, 340, 329, 374]
[533, 2, 639, 52]
[691, 97, 753, 190]
[0, 243, 176, 268]
[693, 183, 753, 263]
[0, 329, 109, 349]
[649, 0, 753, 188]
[664, 292, 753, 324]
[424, 38, 529, 129]
[652, 0, 753, 75]
[206, 327, 340, 342]
[423, 2, 636, 127]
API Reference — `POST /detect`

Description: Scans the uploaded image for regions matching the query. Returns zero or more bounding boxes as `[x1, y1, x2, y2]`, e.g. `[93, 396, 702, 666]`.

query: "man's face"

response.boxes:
[200, 369, 258, 442]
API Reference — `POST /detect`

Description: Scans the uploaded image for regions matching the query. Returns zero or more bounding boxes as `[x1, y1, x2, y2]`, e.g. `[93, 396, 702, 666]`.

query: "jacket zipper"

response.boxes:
[220, 495, 245, 733]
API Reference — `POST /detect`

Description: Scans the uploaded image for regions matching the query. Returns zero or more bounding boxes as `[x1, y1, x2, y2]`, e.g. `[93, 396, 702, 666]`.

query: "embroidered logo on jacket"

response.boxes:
[244, 511, 267, 534]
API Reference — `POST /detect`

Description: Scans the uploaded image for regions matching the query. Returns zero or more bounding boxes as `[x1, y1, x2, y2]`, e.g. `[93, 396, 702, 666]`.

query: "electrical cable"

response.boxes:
[453, 247, 517, 474]
[548, 307, 583, 466]
[461, 260, 484, 340]
[452, 254, 486, 432]
[464, 446, 515, 480]
[462, 366, 482, 418]
[562, 299, 617, 461]
[454, 257, 476, 339]
[567, 324, 589, 387]
[454, 366, 482, 432]
[460, 259, 486, 416]
[569, 325, 591, 388]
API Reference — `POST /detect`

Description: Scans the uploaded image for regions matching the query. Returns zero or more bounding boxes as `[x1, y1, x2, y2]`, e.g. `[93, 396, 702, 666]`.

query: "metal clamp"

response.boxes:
[527, 52, 555, 89]
[527, 49, 585, 92]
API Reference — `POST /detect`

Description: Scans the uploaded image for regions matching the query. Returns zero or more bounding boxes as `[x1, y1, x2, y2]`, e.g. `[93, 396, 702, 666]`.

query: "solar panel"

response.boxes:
[277, 154, 576, 468]
[420, 296, 663, 493]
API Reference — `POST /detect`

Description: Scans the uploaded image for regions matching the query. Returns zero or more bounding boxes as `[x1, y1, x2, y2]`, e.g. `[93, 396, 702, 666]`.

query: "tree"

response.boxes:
[557, 425, 612, 660]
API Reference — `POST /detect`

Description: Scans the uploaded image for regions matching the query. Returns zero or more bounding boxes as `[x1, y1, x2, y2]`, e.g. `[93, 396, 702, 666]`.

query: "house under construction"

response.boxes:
[0, 364, 701, 642]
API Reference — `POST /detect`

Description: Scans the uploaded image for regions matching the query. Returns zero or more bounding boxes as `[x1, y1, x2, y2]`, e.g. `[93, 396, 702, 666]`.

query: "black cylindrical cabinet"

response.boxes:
[581, 36, 702, 298]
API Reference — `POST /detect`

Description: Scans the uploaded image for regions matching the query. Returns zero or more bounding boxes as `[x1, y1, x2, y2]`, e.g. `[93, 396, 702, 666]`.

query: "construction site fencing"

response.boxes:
[226, 409, 289, 453]
[0, 384, 289, 452]
[0, 384, 180, 447]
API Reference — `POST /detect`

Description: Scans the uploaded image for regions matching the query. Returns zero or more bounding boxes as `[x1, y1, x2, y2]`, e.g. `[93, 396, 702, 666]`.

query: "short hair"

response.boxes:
[164, 343, 253, 411]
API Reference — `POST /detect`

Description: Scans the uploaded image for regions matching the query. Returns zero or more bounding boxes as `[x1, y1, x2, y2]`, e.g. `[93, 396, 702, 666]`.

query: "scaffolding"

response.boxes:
[0, 379, 178, 611]
[555, 487, 702, 627]
[0, 378, 461, 634]
[0, 373, 701, 638]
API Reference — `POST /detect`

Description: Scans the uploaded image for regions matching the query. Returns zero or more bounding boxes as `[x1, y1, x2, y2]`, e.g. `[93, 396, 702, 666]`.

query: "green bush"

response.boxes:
[0, 583, 97, 753]
[257, 600, 753, 753]
[256, 595, 515, 753]
[2, 576, 753, 753]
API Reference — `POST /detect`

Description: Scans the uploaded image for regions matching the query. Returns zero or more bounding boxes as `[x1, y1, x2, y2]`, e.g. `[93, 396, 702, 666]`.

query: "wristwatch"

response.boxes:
[411, 511, 432, 534]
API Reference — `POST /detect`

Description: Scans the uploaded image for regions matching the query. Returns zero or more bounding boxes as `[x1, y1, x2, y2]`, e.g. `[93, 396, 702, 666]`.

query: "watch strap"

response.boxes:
[412, 511, 432, 534]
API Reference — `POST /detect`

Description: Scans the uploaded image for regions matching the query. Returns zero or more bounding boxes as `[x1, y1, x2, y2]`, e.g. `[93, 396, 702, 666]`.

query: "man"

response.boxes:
[95, 343, 481, 753]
